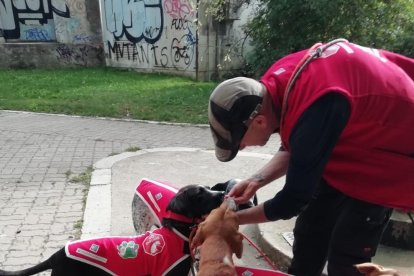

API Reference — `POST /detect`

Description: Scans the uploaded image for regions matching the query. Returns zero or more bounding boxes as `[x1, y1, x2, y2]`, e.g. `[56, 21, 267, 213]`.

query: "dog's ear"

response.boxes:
[230, 233, 244, 259]
[211, 179, 241, 193]
[167, 185, 200, 217]
[211, 182, 227, 192]
[190, 223, 206, 249]
[166, 192, 187, 214]
[224, 179, 242, 194]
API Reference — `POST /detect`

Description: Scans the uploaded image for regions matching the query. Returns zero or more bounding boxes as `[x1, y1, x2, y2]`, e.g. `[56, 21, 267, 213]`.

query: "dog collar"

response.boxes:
[165, 211, 194, 223]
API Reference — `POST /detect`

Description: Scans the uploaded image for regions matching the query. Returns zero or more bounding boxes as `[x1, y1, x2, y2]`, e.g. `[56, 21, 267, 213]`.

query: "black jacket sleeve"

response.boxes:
[263, 92, 350, 220]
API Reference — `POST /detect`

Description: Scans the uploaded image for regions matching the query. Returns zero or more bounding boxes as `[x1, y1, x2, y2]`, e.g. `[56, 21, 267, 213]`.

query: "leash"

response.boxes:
[280, 38, 348, 137]
[241, 232, 278, 271]
[188, 224, 199, 276]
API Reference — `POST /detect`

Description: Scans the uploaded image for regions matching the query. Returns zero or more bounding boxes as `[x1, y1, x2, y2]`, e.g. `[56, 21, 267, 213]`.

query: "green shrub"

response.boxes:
[245, 0, 414, 76]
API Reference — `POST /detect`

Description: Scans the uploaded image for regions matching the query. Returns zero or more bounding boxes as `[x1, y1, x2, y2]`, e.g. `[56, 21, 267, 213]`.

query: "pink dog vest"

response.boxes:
[65, 178, 192, 275]
[65, 227, 189, 276]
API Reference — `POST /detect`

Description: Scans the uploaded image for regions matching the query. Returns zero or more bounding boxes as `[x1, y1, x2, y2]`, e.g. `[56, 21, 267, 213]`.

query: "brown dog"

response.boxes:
[191, 199, 243, 276]
[355, 263, 403, 276]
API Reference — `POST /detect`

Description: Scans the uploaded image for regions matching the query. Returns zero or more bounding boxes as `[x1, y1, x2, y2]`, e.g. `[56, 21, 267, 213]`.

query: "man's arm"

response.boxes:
[247, 149, 290, 187]
[228, 149, 289, 206]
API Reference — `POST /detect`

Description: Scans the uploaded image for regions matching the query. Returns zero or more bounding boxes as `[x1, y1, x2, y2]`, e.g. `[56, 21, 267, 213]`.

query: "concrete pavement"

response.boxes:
[0, 110, 278, 274]
[0, 110, 413, 275]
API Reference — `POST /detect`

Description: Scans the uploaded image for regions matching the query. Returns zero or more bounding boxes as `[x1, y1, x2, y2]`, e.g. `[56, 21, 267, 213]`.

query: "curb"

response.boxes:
[254, 224, 292, 272]
[1, 110, 210, 128]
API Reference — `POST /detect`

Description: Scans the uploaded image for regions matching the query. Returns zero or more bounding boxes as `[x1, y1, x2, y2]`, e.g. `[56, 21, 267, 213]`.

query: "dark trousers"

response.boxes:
[288, 180, 392, 276]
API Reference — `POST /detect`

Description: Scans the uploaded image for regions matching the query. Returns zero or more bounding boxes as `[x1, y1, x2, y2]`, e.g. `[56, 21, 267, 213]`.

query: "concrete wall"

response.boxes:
[0, 0, 104, 68]
[100, 0, 200, 78]
[99, 0, 256, 80]
[214, 1, 257, 78]
[0, 0, 257, 80]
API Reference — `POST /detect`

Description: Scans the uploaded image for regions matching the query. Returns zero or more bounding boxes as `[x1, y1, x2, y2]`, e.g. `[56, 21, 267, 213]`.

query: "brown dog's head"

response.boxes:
[355, 263, 402, 276]
[190, 201, 243, 259]
[166, 185, 225, 220]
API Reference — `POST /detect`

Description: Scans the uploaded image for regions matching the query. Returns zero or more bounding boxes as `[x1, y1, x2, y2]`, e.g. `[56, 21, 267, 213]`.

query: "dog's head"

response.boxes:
[190, 200, 243, 259]
[166, 185, 225, 220]
[211, 179, 257, 210]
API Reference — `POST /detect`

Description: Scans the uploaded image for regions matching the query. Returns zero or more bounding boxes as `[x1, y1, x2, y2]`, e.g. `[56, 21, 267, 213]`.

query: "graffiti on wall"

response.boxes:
[56, 44, 89, 65]
[0, 0, 70, 40]
[163, 0, 194, 19]
[103, 0, 197, 71]
[104, 0, 163, 44]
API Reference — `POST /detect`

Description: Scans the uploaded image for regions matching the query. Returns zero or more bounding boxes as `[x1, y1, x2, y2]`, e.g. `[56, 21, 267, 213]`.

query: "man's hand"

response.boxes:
[227, 178, 261, 204]
[355, 263, 402, 276]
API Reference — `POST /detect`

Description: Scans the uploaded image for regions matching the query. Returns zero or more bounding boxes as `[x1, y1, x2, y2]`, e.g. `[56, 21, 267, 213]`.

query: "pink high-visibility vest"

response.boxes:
[262, 41, 414, 210]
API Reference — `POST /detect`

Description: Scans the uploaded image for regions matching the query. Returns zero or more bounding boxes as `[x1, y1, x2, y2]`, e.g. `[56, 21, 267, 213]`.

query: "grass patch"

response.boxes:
[73, 219, 84, 239]
[64, 170, 72, 178]
[69, 167, 93, 239]
[70, 166, 93, 185]
[74, 220, 83, 230]
[0, 68, 216, 124]
[125, 146, 141, 152]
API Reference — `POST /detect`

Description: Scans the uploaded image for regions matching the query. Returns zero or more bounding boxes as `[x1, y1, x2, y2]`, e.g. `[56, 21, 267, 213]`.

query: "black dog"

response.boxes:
[0, 185, 225, 276]
[211, 179, 258, 210]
